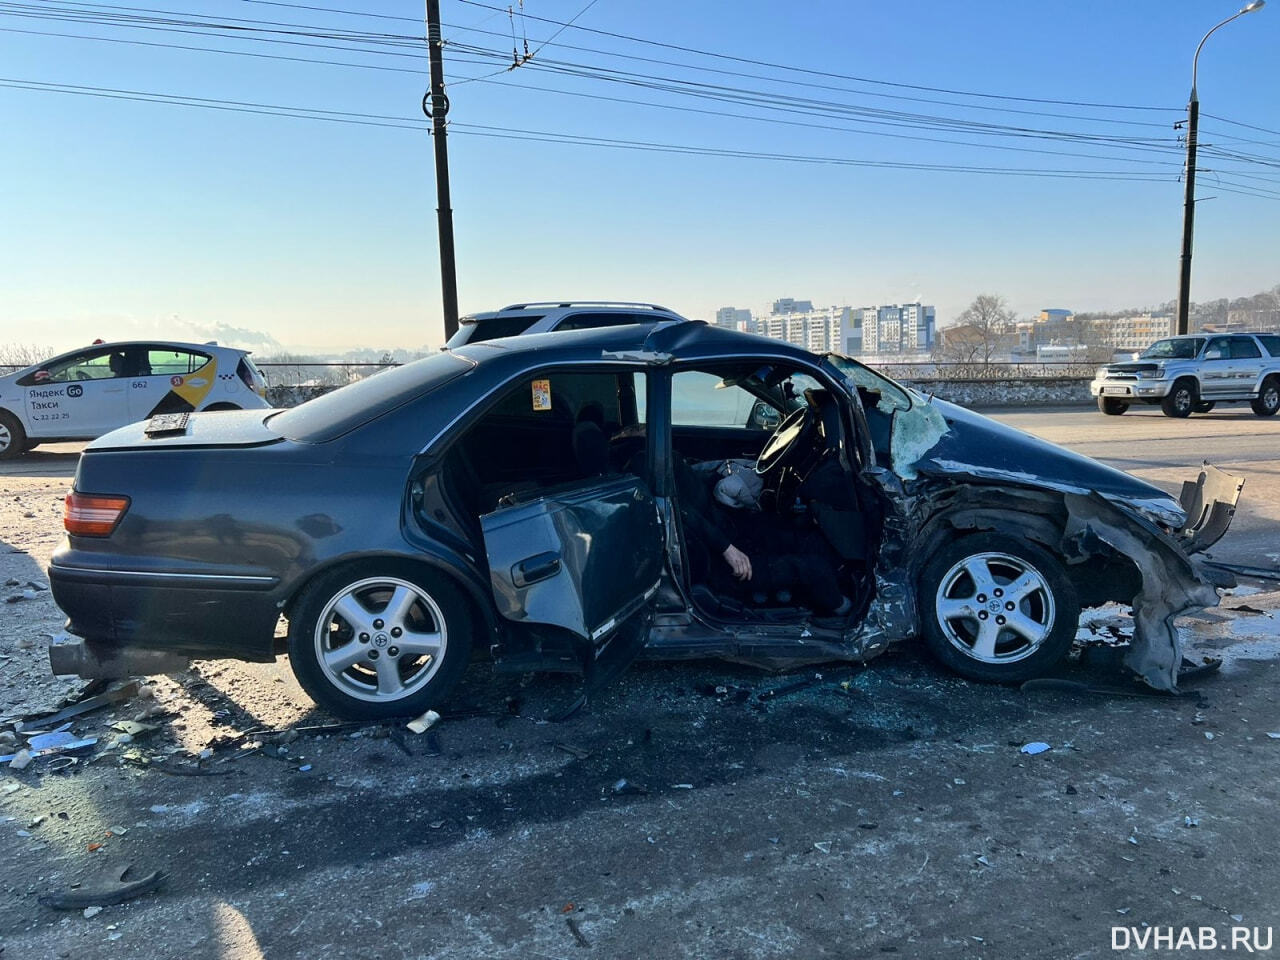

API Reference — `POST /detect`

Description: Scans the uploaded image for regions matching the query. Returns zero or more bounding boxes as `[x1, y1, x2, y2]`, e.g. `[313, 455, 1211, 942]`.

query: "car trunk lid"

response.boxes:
[84, 409, 284, 452]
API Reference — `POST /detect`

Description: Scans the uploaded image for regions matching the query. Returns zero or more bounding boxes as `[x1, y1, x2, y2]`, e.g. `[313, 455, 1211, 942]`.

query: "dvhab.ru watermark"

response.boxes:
[1112, 927, 1273, 952]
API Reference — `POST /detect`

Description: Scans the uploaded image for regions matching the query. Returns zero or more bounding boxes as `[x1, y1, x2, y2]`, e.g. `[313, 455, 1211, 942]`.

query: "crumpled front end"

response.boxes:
[1061, 492, 1232, 690]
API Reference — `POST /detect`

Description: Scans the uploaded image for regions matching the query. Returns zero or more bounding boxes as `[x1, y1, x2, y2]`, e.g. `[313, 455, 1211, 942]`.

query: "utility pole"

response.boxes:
[1176, 1, 1266, 337]
[424, 0, 459, 340]
[1175, 95, 1198, 337]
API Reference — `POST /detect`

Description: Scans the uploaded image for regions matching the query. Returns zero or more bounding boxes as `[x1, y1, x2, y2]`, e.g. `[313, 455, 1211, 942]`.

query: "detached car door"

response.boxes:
[480, 475, 664, 669]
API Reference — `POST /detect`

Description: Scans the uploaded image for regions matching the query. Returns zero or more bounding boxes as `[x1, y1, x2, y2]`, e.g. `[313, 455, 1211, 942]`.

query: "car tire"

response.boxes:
[1097, 397, 1128, 416]
[1251, 378, 1280, 417]
[918, 532, 1079, 683]
[1160, 381, 1196, 418]
[287, 562, 473, 720]
[0, 411, 27, 460]
[1192, 401, 1216, 414]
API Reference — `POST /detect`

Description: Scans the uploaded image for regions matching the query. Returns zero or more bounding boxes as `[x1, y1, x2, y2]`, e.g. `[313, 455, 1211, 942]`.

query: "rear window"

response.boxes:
[1258, 335, 1280, 357]
[268, 353, 474, 442]
[555, 312, 651, 332]
[446, 315, 544, 347]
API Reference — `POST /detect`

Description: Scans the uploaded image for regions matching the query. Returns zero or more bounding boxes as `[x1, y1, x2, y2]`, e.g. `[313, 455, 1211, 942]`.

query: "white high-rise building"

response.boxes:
[714, 306, 753, 331]
[859, 303, 936, 355]
[756, 304, 858, 354]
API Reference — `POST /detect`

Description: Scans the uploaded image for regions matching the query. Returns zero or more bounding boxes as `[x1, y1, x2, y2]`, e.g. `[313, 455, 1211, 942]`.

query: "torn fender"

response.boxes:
[1063, 492, 1223, 692]
[1177, 461, 1245, 553]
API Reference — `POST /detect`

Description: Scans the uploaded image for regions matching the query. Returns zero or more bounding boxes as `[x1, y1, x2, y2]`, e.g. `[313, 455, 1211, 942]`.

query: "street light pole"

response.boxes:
[1176, 0, 1265, 336]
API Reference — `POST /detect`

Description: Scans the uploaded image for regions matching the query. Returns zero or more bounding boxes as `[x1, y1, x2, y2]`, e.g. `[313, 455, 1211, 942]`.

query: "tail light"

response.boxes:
[64, 491, 130, 537]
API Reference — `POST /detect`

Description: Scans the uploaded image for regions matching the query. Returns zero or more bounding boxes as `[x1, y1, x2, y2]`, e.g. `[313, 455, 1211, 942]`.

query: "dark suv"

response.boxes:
[445, 301, 687, 348]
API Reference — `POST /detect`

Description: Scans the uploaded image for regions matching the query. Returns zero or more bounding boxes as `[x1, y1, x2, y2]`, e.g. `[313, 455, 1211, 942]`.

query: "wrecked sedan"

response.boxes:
[47, 321, 1242, 719]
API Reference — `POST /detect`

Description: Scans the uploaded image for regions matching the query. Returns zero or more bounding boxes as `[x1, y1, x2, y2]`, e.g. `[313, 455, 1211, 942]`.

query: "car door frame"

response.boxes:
[652, 352, 871, 611]
[416, 358, 668, 676]
[1227, 335, 1264, 396]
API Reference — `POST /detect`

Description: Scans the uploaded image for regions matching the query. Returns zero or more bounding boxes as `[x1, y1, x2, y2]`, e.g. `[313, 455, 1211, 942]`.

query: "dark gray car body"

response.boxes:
[48, 321, 1239, 691]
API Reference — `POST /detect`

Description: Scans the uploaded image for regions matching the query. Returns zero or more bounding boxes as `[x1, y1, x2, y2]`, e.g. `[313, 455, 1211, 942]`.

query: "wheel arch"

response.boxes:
[276, 550, 498, 654]
[911, 491, 1141, 608]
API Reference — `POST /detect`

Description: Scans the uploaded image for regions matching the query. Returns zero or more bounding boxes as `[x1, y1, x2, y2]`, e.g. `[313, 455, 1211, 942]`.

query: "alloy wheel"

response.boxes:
[313, 576, 448, 703]
[934, 552, 1056, 664]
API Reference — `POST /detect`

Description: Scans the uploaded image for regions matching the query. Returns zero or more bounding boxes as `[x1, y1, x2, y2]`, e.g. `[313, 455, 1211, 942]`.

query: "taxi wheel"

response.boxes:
[0, 411, 27, 460]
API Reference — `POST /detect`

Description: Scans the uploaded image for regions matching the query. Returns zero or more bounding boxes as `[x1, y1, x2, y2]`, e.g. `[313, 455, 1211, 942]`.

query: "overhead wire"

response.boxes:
[3, 1, 1275, 194]
[0, 75, 1193, 187]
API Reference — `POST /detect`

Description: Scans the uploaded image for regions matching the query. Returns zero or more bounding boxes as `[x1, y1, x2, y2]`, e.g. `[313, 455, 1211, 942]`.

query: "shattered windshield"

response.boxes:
[824, 354, 913, 413]
[1140, 338, 1203, 360]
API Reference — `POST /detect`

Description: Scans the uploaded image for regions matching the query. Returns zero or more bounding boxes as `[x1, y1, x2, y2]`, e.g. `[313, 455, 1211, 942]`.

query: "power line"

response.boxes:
[1202, 111, 1280, 137]
[8, 0, 1181, 116]
[443, 19, 1179, 128]
[451, 0, 1180, 113]
[3, 3, 1184, 157]
[0, 75, 1181, 182]
[526, 0, 599, 60]
[2, 19, 1199, 175]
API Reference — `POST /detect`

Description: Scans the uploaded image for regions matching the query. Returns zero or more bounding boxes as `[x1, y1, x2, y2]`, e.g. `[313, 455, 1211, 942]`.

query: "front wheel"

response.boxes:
[1193, 401, 1216, 414]
[1097, 396, 1128, 416]
[0, 411, 27, 460]
[918, 532, 1079, 683]
[1252, 378, 1280, 417]
[287, 562, 473, 720]
[1160, 382, 1196, 418]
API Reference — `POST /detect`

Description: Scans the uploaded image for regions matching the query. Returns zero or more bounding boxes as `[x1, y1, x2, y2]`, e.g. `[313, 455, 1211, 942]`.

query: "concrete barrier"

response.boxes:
[899, 377, 1094, 409]
[266, 377, 1096, 411]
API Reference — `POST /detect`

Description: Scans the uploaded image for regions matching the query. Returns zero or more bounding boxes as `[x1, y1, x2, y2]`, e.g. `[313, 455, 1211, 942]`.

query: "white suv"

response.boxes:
[1091, 333, 1280, 418]
[445, 301, 687, 348]
[0, 340, 269, 458]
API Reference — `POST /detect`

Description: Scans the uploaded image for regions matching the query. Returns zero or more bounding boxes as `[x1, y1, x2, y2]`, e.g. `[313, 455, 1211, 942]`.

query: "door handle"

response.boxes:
[512, 551, 561, 587]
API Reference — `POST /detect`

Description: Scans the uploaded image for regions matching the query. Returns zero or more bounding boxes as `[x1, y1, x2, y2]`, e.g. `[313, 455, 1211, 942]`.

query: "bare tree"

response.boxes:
[932, 294, 1017, 377]
[0, 343, 54, 368]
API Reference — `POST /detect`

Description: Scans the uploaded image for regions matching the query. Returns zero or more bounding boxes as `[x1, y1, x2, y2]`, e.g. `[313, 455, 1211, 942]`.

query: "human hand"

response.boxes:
[722, 544, 752, 581]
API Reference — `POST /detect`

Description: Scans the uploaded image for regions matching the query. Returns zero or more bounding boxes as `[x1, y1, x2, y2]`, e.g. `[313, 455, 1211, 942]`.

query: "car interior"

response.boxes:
[432, 363, 884, 624]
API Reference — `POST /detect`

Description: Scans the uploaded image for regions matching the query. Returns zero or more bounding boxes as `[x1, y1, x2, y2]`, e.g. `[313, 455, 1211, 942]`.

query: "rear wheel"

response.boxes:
[1252, 378, 1280, 417]
[287, 562, 473, 720]
[918, 532, 1079, 683]
[1160, 380, 1196, 418]
[0, 411, 27, 460]
[1097, 396, 1128, 416]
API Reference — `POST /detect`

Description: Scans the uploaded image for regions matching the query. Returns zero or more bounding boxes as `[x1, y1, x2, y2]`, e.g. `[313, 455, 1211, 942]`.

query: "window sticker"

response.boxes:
[531, 379, 552, 411]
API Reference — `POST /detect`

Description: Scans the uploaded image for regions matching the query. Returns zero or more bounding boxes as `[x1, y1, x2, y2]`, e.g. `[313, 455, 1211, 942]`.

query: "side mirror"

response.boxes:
[751, 401, 781, 430]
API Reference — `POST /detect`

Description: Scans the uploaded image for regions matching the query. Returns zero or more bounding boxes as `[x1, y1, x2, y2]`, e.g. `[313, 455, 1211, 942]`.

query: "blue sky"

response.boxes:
[1, 0, 1277, 355]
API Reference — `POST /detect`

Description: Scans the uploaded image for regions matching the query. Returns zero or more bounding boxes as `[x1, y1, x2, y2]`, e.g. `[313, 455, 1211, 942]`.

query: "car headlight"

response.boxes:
[1095, 367, 1110, 379]
[1134, 367, 1164, 379]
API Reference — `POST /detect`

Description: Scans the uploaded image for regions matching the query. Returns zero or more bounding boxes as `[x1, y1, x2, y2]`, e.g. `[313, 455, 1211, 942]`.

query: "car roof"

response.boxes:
[62, 340, 245, 352]
[450, 318, 819, 366]
[459, 301, 682, 322]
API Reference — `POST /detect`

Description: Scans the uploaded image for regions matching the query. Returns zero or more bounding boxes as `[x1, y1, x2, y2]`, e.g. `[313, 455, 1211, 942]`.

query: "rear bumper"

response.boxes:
[48, 560, 281, 662]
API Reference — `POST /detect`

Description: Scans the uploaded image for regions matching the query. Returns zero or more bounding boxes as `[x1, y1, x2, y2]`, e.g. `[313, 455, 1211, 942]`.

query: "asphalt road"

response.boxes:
[3, 406, 1280, 960]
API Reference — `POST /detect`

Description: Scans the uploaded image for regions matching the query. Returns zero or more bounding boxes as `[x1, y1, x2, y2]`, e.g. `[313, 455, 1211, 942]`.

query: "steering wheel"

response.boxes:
[755, 405, 816, 476]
